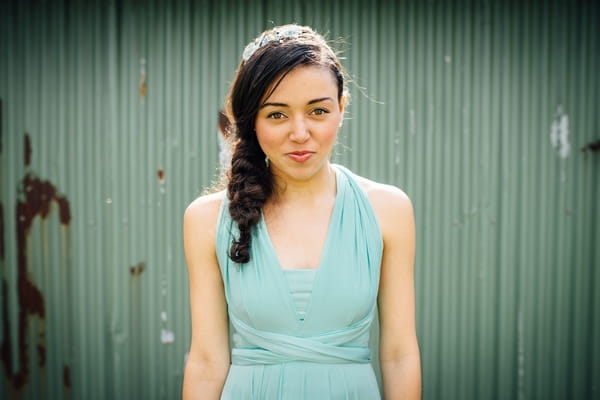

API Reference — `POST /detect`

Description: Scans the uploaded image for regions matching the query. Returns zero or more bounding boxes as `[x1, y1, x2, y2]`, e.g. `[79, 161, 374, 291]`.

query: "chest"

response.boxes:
[263, 201, 334, 270]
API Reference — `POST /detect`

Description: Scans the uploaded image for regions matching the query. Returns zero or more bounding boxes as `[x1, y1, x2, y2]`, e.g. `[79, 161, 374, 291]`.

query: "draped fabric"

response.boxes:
[215, 165, 383, 399]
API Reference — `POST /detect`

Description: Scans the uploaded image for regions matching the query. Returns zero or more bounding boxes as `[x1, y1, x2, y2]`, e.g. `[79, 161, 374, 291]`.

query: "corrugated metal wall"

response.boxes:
[1, 0, 598, 399]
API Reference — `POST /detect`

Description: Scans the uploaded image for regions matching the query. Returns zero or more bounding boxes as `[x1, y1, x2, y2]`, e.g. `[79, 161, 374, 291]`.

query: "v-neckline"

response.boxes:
[259, 166, 345, 323]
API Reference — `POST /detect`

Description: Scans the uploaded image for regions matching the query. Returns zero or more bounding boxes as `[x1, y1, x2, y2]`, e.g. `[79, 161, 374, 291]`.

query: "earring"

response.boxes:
[265, 156, 270, 168]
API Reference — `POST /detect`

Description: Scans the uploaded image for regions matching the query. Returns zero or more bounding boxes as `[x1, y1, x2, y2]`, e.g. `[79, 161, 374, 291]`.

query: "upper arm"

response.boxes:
[369, 186, 418, 360]
[183, 193, 230, 365]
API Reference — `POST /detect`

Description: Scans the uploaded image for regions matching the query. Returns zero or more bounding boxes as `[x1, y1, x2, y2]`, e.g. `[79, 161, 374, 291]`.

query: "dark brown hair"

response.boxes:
[224, 24, 346, 264]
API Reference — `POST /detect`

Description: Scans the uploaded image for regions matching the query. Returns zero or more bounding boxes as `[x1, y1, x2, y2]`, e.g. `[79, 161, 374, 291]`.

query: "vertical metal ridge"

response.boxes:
[0, 1, 598, 398]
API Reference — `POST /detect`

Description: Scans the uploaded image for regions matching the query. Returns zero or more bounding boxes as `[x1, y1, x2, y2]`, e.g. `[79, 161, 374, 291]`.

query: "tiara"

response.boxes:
[242, 26, 304, 62]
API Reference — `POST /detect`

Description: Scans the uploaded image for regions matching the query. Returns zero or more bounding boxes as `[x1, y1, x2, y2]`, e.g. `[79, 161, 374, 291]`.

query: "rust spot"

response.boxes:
[0, 98, 3, 154]
[130, 262, 145, 277]
[0, 279, 13, 375]
[24, 134, 32, 166]
[157, 168, 165, 183]
[55, 196, 72, 225]
[581, 138, 600, 153]
[139, 58, 147, 100]
[63, 365, 71, 388]
[0, 203, 4, 261]
[1, 135, 72, 390]
[140, 77, 147, 99]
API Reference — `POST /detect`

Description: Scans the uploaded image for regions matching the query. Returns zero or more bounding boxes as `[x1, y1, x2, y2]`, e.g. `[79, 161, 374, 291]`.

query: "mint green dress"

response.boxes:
[216, 165, 383, 399]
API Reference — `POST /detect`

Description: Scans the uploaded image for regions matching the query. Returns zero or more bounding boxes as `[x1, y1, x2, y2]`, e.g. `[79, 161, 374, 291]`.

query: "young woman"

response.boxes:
[182, 24, 421, 399]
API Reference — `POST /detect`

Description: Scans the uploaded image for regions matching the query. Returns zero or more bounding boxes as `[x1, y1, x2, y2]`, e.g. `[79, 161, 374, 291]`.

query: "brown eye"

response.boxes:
[311, 108, 329, 116]
[267, 112, 285, 119]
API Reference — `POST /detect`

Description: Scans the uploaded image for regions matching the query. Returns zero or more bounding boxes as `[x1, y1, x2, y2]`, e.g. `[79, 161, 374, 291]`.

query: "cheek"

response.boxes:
[255, 124, 281, 152]
[321, 119, 340, 144]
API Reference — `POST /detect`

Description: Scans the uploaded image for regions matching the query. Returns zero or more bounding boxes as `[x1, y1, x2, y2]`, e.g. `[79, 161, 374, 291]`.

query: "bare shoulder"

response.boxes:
[183, 190, 226, 247]
[353, 174, 413, 217]
[184, 190, 226, 225]
[352, 174, 415, 247]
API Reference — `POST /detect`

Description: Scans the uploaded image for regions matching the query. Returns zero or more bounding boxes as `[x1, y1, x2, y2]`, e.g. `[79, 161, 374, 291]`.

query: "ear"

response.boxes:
[339, 96, 346, 113]
[338, 96, 346, 127]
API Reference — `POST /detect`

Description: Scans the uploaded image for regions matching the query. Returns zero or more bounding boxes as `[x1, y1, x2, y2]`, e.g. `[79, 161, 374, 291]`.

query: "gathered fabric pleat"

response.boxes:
[229, 303, 375, 365]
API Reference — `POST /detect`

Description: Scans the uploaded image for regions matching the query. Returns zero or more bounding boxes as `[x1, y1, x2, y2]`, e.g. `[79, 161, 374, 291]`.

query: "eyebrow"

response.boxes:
[259, 97, 334, 109]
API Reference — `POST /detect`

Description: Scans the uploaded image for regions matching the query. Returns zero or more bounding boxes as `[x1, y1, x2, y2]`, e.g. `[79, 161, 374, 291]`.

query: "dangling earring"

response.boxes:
[265, 156, 270, 168]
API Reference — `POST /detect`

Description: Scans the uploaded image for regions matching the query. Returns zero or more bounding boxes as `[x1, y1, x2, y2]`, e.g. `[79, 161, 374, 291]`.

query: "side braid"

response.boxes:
[227, 138, 273, 263]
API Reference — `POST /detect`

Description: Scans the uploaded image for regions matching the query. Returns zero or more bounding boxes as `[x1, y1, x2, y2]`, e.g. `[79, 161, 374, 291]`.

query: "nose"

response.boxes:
[289, 117, 310, 143]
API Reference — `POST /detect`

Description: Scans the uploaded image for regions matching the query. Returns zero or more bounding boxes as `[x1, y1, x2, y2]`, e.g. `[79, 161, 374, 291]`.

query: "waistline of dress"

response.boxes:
[230, 346, 372, 366]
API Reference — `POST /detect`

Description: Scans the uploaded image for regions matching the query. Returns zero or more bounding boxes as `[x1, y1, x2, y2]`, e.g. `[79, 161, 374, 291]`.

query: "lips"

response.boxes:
[287, 151, 314, 163]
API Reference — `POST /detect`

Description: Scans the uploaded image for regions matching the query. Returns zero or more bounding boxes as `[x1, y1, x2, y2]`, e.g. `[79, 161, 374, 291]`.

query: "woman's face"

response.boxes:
[254, 65, 344, 184]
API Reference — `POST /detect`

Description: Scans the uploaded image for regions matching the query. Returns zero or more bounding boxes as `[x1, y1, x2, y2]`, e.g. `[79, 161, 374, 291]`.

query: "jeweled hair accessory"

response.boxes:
[242, 25, 304, 62]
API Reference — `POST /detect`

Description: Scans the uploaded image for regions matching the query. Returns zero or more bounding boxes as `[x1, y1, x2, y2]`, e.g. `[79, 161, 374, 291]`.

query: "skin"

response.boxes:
[182, 64, 421, 399]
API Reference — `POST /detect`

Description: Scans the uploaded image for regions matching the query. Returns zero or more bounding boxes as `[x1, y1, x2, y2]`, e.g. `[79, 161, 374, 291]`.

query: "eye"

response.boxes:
[267, 111, 285, 119]
[311, 108, 330, 116]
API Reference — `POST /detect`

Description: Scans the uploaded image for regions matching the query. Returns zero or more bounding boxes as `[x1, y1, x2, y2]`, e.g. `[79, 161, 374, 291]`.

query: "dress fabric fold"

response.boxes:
[215, 165, 383, 399]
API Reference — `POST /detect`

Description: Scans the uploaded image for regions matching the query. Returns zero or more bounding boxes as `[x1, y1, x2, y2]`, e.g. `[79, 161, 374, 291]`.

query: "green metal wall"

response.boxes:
[1, 0, 598, 399]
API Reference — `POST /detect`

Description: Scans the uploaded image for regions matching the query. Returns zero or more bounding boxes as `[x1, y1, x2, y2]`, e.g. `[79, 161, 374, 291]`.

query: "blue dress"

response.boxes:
[216, 165, 383, 399]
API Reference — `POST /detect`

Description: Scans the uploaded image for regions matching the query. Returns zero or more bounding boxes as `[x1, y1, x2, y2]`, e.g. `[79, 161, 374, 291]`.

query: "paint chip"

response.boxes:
[140, 58, 147, 101]
[161, 329, 174, 344]
[550, 107, 570, 158]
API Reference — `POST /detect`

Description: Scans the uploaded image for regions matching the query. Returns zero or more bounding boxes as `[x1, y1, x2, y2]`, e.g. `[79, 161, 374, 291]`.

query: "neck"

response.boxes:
[270, 163, 336, 204]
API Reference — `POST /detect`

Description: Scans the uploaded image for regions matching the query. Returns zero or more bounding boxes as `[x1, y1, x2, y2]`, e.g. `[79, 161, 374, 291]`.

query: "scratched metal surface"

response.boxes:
[0, 0, 599, 399]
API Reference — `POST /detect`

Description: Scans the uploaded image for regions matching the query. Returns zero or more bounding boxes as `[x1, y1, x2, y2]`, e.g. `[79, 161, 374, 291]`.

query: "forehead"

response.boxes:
[262, 65, 338, 104]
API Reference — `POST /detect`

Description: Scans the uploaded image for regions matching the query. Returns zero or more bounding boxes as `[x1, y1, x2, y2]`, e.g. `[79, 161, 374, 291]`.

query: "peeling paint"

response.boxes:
[160, 329, 174, 344]
[139, 58, 147, 101]
[550, 107, 570, 158]
[0, 136, 72, 390]
[157, 168, 165, 183]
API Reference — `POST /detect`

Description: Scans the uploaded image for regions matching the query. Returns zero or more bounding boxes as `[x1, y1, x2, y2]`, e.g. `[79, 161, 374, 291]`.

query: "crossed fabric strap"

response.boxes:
[230, 306, 375, 365]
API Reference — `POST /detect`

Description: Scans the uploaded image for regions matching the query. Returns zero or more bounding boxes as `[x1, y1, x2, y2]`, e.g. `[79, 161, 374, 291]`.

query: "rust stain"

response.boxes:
[24, 134, 32, 167]
[130, 262, 145, 277]
[0, 278, 12, 379]
[63, 365, 71, 388]
[139, 58, 147, 100]
[0, 98, 3, 154]
[157, 168, 165, 183]
[0, 203, 4, 261]
[0, 135, 72, 390]
[581, 138, 600, 153]
[139, 75, 147, 99]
